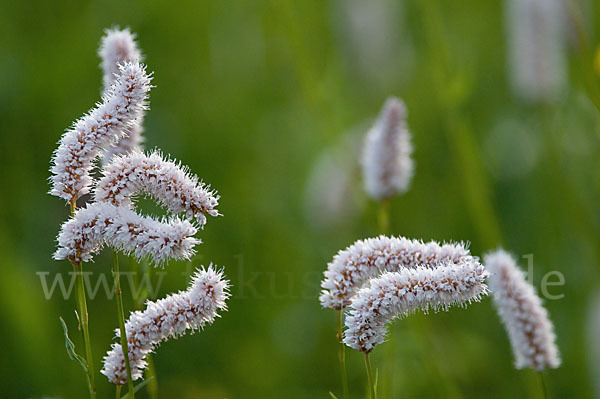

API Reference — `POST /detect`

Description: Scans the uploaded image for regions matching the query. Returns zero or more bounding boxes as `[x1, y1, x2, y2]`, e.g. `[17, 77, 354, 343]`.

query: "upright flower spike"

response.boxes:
[485, 249, 560, 371]
[505, 0, 566, 102]
[362, 97, 414, 200]
[94, 151, 220, 227]
[99, 28, 145, 164]
[50, 62, 152, 203]
[319, 235, 477, 309]
[102, 266, 230, 384]
[54, 202, 200, 266]
[343, 263, 489, 353]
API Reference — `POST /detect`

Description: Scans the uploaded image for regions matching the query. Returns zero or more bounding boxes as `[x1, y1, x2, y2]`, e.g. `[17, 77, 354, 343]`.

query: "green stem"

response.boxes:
[364, 352, 377, 399]
[377, 198, 390, 235]
[337, 309, 349, 399]
[130, 258, 158, 399]
[538, 372, 548, 399]
[113, 252, 135, 398]
[70, 201, 96, 399]
[116, 384, 121, 399]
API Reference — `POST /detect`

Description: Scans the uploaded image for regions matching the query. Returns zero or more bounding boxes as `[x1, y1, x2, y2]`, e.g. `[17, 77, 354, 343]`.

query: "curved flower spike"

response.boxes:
[99, 28, 145, 164]
[485, 249, 560, 370]
[102, 266, 230, 384]
[320, 235, 477, 309]
[94, 151, 219, 227]
[50, 62, 152, 203]
[344, 263, 489, 353]
[54, 202, 199, 266]
[362, 97, 414, 200]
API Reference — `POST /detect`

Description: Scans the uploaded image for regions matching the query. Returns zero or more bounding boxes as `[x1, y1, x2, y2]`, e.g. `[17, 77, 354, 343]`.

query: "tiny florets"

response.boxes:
[320, 235, 477, 309]
[94, 151, 219, 227]
[54, 202, 200, 265]
[50, 62, 152, 203]
[362, 97, 414, 200]
[101, 266, 230, 384]
[485, 249, 560, 370]
[343, 263, 489, 352]
[99, 27, 145, 164]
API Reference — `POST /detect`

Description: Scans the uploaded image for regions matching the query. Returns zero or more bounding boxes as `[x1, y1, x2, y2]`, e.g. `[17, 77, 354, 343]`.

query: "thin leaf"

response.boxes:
[329, 392, 340, 399]
[59, 316, 88, 373]
[120, 376, 155, 399]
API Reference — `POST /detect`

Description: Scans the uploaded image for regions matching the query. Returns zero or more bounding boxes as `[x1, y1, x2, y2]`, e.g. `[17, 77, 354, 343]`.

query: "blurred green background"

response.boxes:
[1, 0, 600, 397]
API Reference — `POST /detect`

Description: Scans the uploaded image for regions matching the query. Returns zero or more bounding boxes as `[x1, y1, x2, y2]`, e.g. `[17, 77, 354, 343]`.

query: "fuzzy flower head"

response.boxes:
[99, 28, 145, 164]
[54, 202, 200, 266]
[506, 0, 566, 102]
[485, 249, 560, 371]
[99, 27, 142, 92]
[320, 235, 477, 309]
[94, 151, 219, 227]
[362, 97, 414, 200]
[344, 263, 489, 353]
[50, 62, 152, 203]
[102, 266, 230, 384]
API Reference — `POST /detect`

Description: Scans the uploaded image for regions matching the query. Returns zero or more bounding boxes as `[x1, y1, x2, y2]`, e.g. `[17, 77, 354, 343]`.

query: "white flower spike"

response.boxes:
[343, 263, 489, 353]
[102, 266, 230, 384]
[485, 249, 560, 371]
[320, 235, 477, 309]
[99, 28, 145, 163]
[50, 62, 152, 203]
[54, 202, 199, 266]
[94, 151, 219, 227]
[362, 97, 414, 200]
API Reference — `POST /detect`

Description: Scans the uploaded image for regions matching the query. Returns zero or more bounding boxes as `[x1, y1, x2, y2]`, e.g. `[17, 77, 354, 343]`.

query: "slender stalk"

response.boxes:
[364, 352, 377, 399]
[377, 198, 390, 234]
[337, 309, 349, 399]
[537, 372, 548, 399]
[116, 384, 121, 399]
[70, 200, 96, 399]
[112, 252, 135, 398]
[130, 258, 158, 399]
[377, 197, 392, 397]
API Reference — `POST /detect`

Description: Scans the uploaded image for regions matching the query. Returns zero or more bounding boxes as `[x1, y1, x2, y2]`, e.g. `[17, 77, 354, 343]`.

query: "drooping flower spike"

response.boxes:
[94, 151, 220, 227]
[50, 62, 152, 203]
[344, 262, 489, 353]
[99, 28, 145, 164]
[102, 266, 230, 384]
[54, 202, 200, 266]
[485, 249, 560, 371]
[319, 235, 477, 309]
[362, 97, 414, 200]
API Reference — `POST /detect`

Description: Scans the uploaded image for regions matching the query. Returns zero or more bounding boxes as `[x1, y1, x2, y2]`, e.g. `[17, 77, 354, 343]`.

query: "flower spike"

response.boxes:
[94, 151, 219, 227]
[320, 235, 477, 309]
[50, 62, 152, 203]
[99, 27, 145, 163]
[102, 266, 230, 384]
[362, 97, 414, 200]
[54, 202, 200, 266]
[485, 249, 560, 370]
[344, 263, 488, 352]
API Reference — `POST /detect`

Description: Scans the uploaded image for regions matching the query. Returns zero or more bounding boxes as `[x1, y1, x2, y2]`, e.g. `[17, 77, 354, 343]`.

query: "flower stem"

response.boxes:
[70, 200, 96, 399]
[112, 252, 135, 398]
[337, 309, 349, 399]
[130, 258, 158, 399]
[538, 372, 548, 399]
[364, 352, 377, 399]
[116, 384, 121, 399]
[377, 198, 390, 234]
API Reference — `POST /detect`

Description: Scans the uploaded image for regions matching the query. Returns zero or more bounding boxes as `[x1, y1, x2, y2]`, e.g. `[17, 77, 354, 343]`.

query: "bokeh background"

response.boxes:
[1, 0, 600, 397]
